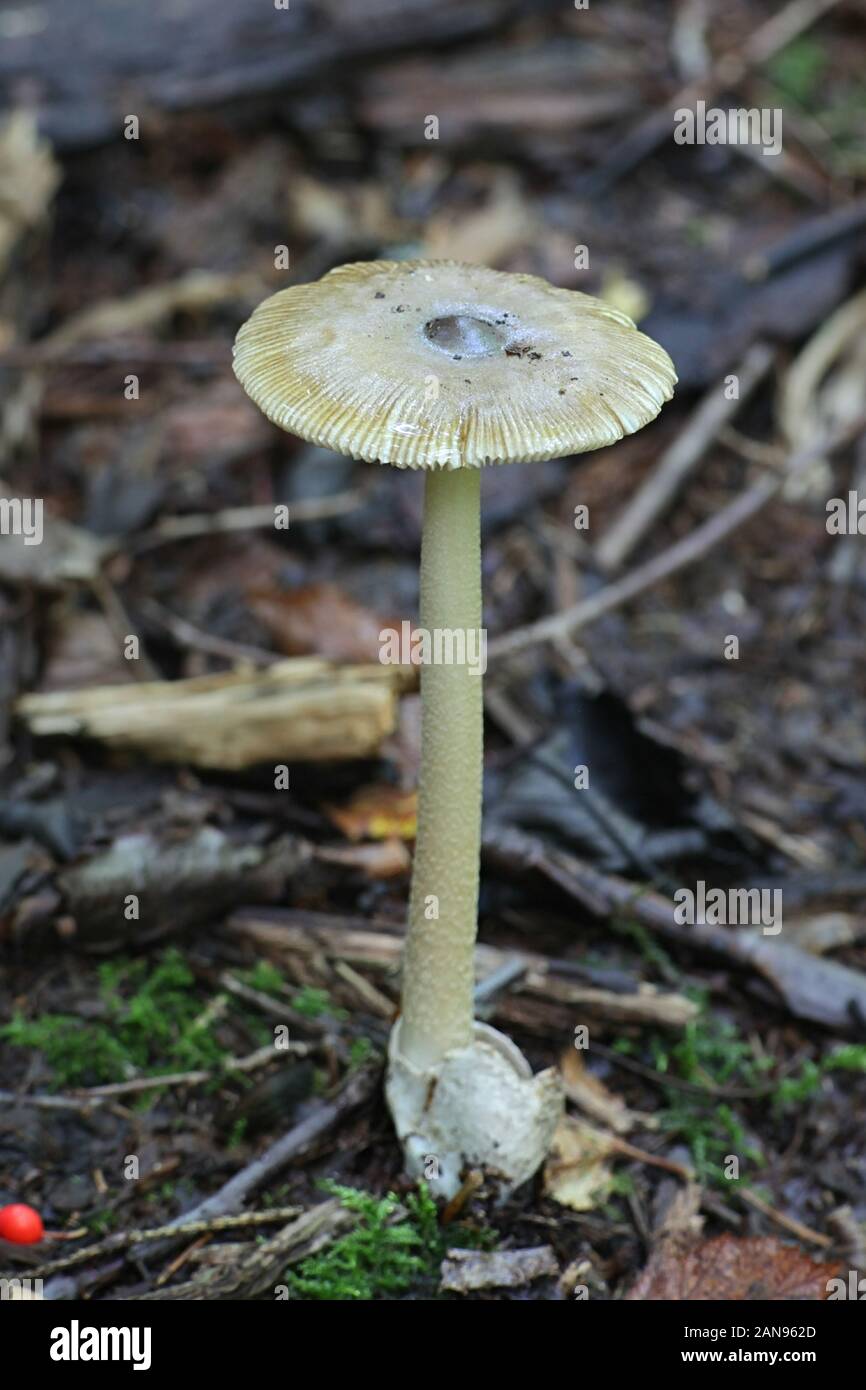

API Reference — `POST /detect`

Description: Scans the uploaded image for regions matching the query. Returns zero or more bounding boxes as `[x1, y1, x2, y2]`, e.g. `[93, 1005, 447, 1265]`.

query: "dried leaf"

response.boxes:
[422, 171, 536, 267]
[326, 785, 417, 841]
[559, 1048, 638, 1135]
[783, 912, 866, 955]
[288, 173, 403, 245]
[247, 583, 397, 664]
[41, 271, 258, 353]
[651, 1182, 705, 1255]
[598, 266, 650, 324]
[780, 286, 866, 494]
[317, 838, 410, 878]
[0, 111, 59, 274]
[0, 489, 110, 587]
[627, 1234, 841, 1302]
[38, 609, 137, 692]
[162, 379, 272, 464]
[543, 1115, 615, 1212]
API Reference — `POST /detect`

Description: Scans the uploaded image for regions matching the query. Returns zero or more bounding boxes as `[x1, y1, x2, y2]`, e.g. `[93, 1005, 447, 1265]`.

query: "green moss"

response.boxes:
[610, 912, 677, 978]
[773, 1058, 823, 1107]
[765, 38, 827, 105]
[226, 1118, 249, 1150]
[86, 1208, 120, 1237]
[773, 1044, 866, 1107]
[286, 1182, 495, 1300]
[347, 1037, 376, 1069]
[145, 1180, 178, 1205]
[825, 1043, 866, 1073]
[291, 986, 347, 1020]
[649, 1002, 769, 1185]
[2, 949, 377, 1094]
[647, 1009, 866, 1187]
[238, 960, 286, 996]
[609, 1171, 636, 1197]
[1, 948, 226, 1088]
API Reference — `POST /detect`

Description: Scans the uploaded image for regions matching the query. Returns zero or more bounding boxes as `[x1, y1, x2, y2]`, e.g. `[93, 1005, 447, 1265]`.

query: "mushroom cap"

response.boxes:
[233, 259, 676, 470]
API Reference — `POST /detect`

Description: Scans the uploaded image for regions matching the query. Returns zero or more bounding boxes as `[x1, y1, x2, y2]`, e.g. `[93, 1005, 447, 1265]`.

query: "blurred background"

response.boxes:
[2, 0, 865, 888]
[1, 0, 866, 1301]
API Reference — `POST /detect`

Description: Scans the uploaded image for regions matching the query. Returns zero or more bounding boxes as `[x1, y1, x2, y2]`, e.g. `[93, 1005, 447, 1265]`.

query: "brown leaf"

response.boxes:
[316, 838, 410, 879]
[162, 378, 272, 464]
[543, 1115, 615, 1212]
[326, 785, 417, 842]
[38, 609, 138, 692]
[558, 1047, 638, 1135]
[627, 1234, 841, 1302]
[247, 583, 395, 664]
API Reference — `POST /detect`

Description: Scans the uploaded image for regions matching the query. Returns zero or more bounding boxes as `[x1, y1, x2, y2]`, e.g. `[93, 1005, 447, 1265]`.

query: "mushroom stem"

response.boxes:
[400, 466, 483, 1070]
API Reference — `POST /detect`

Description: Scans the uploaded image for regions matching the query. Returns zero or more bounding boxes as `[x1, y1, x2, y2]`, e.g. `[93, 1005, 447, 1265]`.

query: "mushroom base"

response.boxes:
[385, 1018, 563, 1199]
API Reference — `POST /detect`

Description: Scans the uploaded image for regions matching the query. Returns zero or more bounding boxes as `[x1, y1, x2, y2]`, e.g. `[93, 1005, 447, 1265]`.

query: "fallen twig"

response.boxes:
[595, 341, 774, 571]
[579, 0, 844, 195]
[589, 1039, 803, 1102]
[21, 1207, 303, 1281]
[228, 910, 698, 1029]
[0, 1043, 307, 1109]
[482, 826, 866, 1036]
[138, 596, 279, 667]
[133, 489, 363, 553]
[605, 1134, 694, 1181]
[744, 197, 866, 282]
[128, 1201, 354, 1300]
[489, 418, 866, 660]
[37, 270, 262, 354]
[737, 1187, 833, 1249]
[142, 1063, 379, 1237]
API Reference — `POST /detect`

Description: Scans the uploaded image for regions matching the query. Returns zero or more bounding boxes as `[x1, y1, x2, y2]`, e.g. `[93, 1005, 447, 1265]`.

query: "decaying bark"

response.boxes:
[56, 826, 310, 950]
[16, 658, 409, 768]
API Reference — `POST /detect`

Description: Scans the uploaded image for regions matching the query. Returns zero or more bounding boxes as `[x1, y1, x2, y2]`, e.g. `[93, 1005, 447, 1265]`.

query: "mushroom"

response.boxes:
[233, 260, 676, 1197]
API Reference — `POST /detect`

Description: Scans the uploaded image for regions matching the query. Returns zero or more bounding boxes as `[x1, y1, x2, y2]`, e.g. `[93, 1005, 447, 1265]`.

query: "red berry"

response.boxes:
[0, 1203, 44, 1244]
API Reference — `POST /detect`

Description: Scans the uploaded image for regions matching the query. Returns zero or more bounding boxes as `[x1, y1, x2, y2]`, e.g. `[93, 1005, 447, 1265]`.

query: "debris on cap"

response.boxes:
[233, 260, 676, 470]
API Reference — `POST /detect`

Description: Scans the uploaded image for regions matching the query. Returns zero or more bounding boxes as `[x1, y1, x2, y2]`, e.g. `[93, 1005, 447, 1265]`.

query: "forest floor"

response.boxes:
[1, 0, 865, 1300]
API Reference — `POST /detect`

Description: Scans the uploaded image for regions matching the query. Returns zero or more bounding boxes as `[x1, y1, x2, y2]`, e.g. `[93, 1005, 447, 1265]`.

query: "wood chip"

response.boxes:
[440, 1245, 559, 1294]
[16, 659, 405, 767]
